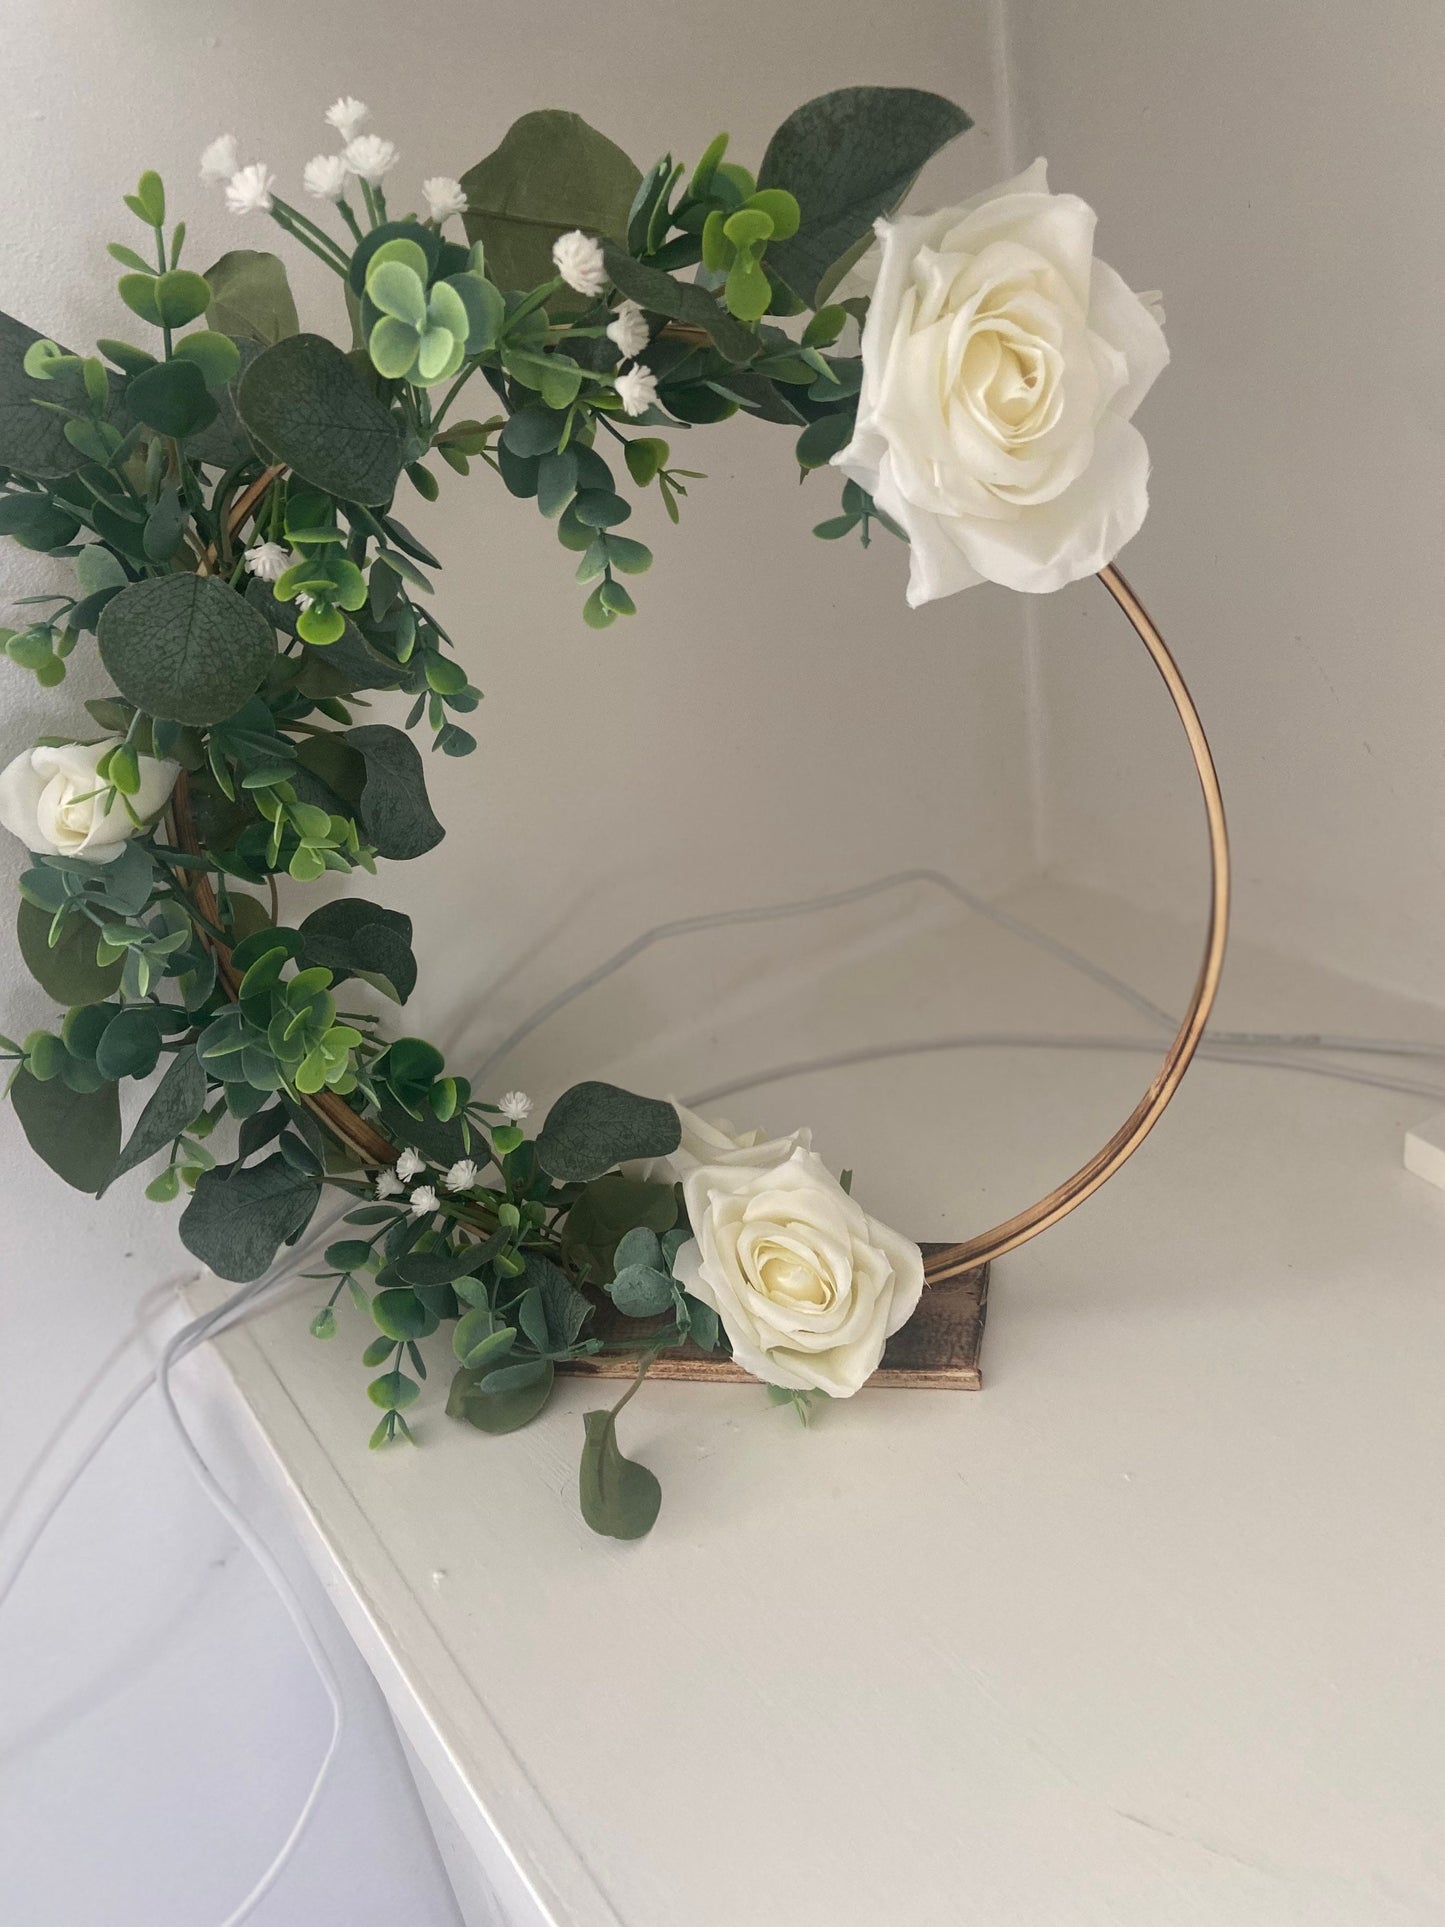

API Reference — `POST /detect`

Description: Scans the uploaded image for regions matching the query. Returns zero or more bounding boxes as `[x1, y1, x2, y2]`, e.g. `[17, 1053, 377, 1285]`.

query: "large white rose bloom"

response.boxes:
[0, 738, 178, 862]
[834, 159, 1169, 603]
[672, 1126, 925, 1398]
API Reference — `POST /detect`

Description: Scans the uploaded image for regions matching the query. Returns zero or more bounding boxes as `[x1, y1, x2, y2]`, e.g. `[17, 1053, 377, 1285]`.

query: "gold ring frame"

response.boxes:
[923, 563, 1231, 1285]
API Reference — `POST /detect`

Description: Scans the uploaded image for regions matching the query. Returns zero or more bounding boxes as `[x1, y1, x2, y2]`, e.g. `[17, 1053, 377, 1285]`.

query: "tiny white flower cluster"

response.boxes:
[549, 238, 659, 419]
[202, 98, 462, 231]
[369, 1098, 530, 1213]
[243, 541, 292, 583]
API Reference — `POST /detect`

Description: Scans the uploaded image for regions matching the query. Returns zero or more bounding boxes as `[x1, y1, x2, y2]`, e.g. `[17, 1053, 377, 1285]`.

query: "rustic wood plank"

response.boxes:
[554, 1250, 989, 1389]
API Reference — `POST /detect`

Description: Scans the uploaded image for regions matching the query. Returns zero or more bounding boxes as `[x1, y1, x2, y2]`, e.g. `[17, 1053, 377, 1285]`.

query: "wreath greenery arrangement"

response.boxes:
[0, 85, 1168, 1536]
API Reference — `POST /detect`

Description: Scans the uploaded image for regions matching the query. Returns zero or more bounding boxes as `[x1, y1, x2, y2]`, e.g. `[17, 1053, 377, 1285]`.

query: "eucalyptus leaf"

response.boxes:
[758, 87, 973, 305]
[180, 1151, 322, 1281]
[538, 1081, 680, 1183]
[602, 249, 757, 364]
[559, 1174, 678, 1285]
[98, 574, 275, 726]
[16, 899, 123, 1004]
[106, 1045, 207, 1189]
[461, 110, 641, 291]
[579, 1406, 661, 1540]
[0, 310, 123, 478]
[344, 724, 445, 860]
[203, 250, 299, 346]
[446, 1355, 555, 1434]
[10, 1068, 121, 1193]
[236, 333, 403, 505]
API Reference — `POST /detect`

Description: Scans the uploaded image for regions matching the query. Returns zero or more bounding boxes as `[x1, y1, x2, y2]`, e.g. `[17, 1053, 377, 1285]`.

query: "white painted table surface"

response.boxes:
[182, 879, 1445, 1927]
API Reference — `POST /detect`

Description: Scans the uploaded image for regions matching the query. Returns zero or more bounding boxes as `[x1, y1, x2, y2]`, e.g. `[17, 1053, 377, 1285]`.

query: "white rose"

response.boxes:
[0, 738, 178, 863]
[834, 158, 1169, 604]
[673, 1138, 925, 1398]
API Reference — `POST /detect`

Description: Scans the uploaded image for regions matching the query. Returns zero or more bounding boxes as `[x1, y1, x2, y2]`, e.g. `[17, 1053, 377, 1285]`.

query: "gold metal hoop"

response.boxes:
[922, 562, 1231, 1285]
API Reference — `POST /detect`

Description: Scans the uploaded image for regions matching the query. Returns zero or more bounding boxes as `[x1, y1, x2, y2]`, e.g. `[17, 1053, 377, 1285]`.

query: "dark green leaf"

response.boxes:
[795, 407, 856, 470]
[180, 1151, 321, 1281]
[579, 1406, 661, 1539]
[759, 87, 972, 305]
[461, 110, 641, 291]
[447, 1355, 555, 1434]
[125, 358, 217, 437]
[106, 1045, 207, 1188]
[521, 1252, 592, 1352]
[538, 1080, 679, 1182]
[602, 248, 757, 363]
[10, 1068, 121, 1193]
[16, 899, 123, 1003]
[98, 574, 275, 726]
[559, 1173, 678, 1285]
[298, 896, 417, 1002]
[0, 311, 123, 478]
[93, 1006, 165, 1081]
[235, 333, 403, 506]
[344, 724, 444, 860]
[203, 250, 299, 346]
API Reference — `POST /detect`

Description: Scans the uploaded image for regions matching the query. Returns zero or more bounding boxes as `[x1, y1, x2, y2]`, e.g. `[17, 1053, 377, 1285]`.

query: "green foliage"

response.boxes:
[298, 897, 417, 1003]
[10, 1066, 121, 1193]
[560, 1173, 678, 1285]
[236, 333, 404, 505]
[461, 110, 642, 291]
[107, 1046, 208, 1189]
[537, 1081, 680, 1183]
[0, 311, 115, 478]
[203, 250, 299, 346]
[344, 724, 445, 860]
[601, 249, 757, 362]
[447, 1355, 555, 1434]
[607, 1226, 676, 1317]
[579, 1403, 661, 1540]
[180, 1152, 322, 1281]
[125, 358, 217, 437]
[98, 574, 275, 726]
[16, 898, 124, 1004]
[759, 86, 972, 304]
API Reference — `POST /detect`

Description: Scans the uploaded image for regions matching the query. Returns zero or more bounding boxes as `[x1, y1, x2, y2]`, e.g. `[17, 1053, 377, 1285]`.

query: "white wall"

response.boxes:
[1007, 0, 1445, 1006]
[0, 2, 1018, 1921]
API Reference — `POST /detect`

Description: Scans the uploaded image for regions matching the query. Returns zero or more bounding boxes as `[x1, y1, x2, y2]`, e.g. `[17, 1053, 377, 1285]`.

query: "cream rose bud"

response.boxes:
[834, 159, 1169, 604]
[0, 738, 178, 863]
[673, 1139, 925, 1398]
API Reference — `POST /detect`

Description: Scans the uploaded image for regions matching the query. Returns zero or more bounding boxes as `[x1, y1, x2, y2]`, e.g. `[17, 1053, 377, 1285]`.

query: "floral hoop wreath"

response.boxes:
[0, 88, 1208, 1536]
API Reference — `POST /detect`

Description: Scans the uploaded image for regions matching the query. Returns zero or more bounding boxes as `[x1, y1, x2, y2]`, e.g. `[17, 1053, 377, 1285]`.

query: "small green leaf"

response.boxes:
[579, 1406, 661, 1540]
[372, 1286, 435, 1341]
[368, 1369, 420, 1411]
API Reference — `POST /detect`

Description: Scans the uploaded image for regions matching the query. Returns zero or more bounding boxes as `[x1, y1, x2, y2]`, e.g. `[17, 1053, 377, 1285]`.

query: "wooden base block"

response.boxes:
[555, 1250, 989, 1389]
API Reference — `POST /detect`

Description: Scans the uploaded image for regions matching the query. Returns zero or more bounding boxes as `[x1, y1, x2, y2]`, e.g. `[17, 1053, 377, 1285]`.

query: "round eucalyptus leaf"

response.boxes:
[126, 357, 217, 437]
[98, 573, 274, 725]
[235, 333, 404, 506]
